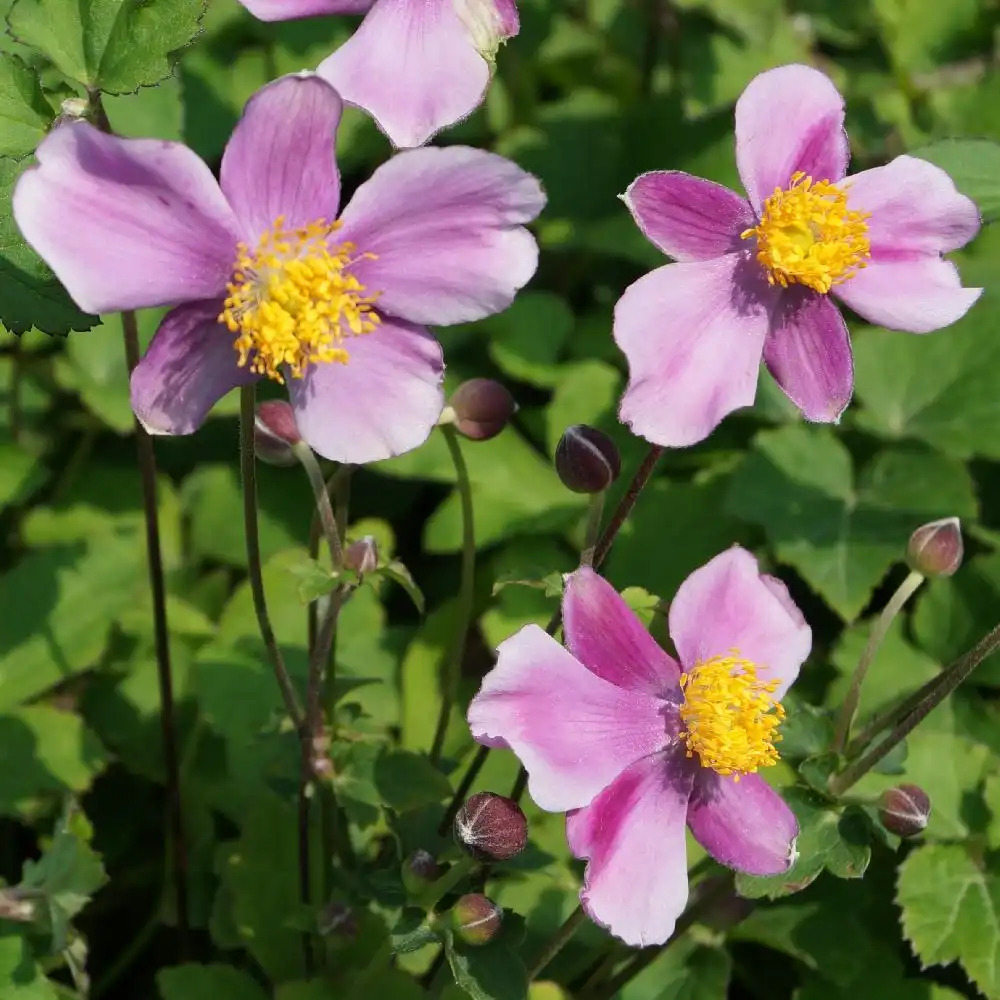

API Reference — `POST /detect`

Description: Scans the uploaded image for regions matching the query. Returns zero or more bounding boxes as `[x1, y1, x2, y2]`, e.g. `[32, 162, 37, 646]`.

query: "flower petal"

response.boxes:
[467, 625, 670, 813]
[318, 0, 490, 148]
[13, 122, 238, 314]
[834, 256, 982, 334]
[566, 749, 694, 947]
[687, 770, 798, 875]
[763, 288, 853, 422]
[237, 0, 372, 20]
[841, 155, 980, 255]
[287, 315, 443, 464]
[130, 300, 257, 435]
[668, 547, 811, 699]
[735, 64, 849, 212]
[623, 171, 754, 262]
[221, 74, 343, 243]
[337, 145, 543, 325]
[614, 255, 772, 448]
[563, 567, 680, 696]
[452, 0, 520, 58]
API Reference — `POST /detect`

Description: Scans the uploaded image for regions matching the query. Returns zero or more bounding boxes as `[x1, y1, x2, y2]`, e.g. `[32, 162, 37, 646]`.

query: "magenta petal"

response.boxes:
[834, 257, 982, 334]
[130, 300, 257, 435]
[563, 567, 680, 695]
[614, 255, 772, 448]
[668, 547, 811, 699]
[623, 171, 754, 262]
[687, 771, 798, 875]
[735, 65, 849, 212]
[237, 0, 372, 20]
[764, 289, 853, 422]
[566, 749, 694, 947]
[13, 122, 238, 314]
[467, 625, 670, 813]
[338, 146, 543, 325]
[221, 74, 342, 243]
[318, 0, 490, 148]
[287, 315, 443, 463]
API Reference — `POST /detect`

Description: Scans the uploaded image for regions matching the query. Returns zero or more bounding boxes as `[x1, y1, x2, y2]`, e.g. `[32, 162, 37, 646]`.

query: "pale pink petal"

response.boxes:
[337, 145, 543, 325]
[840, 155, 980, 255]
[563, 567, 680, 696]
[668, 547, 811, 699]
[237, 0, 372, 19]
[130, 300, 257, 435]
[614, 255, 772, 448]
[318, 0, 490, 148]
[566, 749, 694, 947]
[13, 122, 238, 314]
[687, 771, 798, 875]
[467, 625, 669, 813]
[287, 315, 443, 464]
[735, 64, 849, 212]
[623, 172, 754, 262]
[763, 289, 853, 422]
[221, 74, 343, 243]
[452, 0, 520, 57]
[834, 256, 982, 334]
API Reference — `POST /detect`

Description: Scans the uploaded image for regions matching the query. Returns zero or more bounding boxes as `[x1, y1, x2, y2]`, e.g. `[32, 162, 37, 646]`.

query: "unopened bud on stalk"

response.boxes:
[555, 424, 621, 494]
[879, 784, 931, 837]
[402, 849, 442, 895]
[344, 535, 379, 576]
[448, 379, 517, 441]
[318, 900, 358, 940]
[254, 400, 301, 466]
[451, 893, 503, 945]
[907, 517, 963, 578]
[454, 792, 527, 862]
[0, 890, 35, 923]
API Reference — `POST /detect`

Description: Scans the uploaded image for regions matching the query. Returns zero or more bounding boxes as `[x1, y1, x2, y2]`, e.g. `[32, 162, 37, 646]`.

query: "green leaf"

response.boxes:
[377, 560, 425, 615]
[0, 53, 51, 158]
[8, 0, 206, 94]
[286, 557, 340, 603]
[157, 964, 269, 1000]
[619, 937, 730, 1000]
[911, 139, 1000, 223]
[485, 292, 574, 388]
[897, 844, 1000, 997]
[0, 931, 59, 1000]
[444, 924, 528, 1000]
[492, 570, 564, 598]
[0, 435, 43, 513]
[374, 749, 452, 813]
[391, 910, 441, 955]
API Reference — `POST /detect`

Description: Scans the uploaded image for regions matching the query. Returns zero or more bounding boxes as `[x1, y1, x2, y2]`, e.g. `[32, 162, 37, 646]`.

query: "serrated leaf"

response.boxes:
[492, 570, 564, 598]
[156, 964, 269, 1000]
[374, 749, 452, 813]
[286, 557, 340, 604]
[0, 53, 51, 158]
[911, 139, 1000, 223]
[444, 923, 528, 1000]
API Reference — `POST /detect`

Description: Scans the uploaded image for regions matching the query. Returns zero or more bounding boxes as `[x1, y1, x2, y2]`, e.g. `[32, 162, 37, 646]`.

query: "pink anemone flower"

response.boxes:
[615, 63, 982, 448]
[13, 74, 544, 464]
[468, 547, 811, 946]
[235, 0, 518, 149]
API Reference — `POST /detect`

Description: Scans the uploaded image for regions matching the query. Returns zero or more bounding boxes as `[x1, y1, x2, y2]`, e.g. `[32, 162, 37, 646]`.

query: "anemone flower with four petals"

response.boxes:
[614, 63, 982, 449]
[235, 0, 518, 148]
[468, 547, 811, 946]
[13, 74, 544, 464]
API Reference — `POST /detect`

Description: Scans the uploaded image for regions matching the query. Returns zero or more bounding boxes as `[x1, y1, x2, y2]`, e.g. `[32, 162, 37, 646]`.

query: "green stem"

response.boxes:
[430, 426, 476, 765]
[833, 570, 924, 752]
[848, 669, 946, 757]
[296, 444, 343, 569]
[592, 444, 663, 568]
[417, 855, 478, 912]
[438, 745, 490, 837]
[527, 905, 587, 981]
[579, 491, 606, 568]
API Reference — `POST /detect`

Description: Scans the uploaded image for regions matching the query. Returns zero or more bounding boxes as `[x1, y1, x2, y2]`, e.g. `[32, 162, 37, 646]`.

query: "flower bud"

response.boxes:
[879, 784, 931, 837]
[454, 792, 527, 862]
[254, 400, 301, 466]
[402, 849, 442, 895]
[449, 379, 516, 441]
[907, 518, 963, 577]
[0, 890, 35, 923]
[318, 900, 358, 940]
[555, 424, 621, 494]
[450, 893, 502, 946]
[344, 535, 379, 576]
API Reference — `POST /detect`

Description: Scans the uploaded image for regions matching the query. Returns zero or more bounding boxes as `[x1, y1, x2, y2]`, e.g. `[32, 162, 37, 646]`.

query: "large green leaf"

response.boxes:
[0, 931, 59, 999]
[0, 53, 51, 158]
[157, 964, 269, 1000]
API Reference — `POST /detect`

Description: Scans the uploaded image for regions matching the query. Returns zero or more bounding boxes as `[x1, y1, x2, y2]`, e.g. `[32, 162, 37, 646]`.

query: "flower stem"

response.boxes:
[430, 426, 476, 766]
[437, 744, 490, 837]
[579, 491, 606, 568]
[832, 569, 924, 753]
[417, 855, 478, 911]
[120, 309, 189, 955]
[527, 905, 587, 981]
[592, 444, 663, 568]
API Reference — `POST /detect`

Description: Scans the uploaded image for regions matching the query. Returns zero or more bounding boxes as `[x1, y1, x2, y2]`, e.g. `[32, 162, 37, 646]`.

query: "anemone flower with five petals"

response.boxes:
[235, 0, 518, 149]
[614, 63, 982, 448]
[13, 74, 544, 464]
[468, 547, 811, 946]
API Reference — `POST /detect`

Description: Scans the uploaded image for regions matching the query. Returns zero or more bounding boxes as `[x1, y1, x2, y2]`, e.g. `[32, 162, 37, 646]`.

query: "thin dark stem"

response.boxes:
[593, 444, 664, 568]
[438, 744, 490, 837]
[509, 764, 529, 805]
[120, 310, 189, 955]
[527, 905, 587, 981]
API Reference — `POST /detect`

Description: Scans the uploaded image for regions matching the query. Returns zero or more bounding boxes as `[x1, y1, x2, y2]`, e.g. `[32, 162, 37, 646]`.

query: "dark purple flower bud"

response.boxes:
[254, 400, 301, 466]
[318, 900, 358, 940]
[451, 893, 502, 946]
[555, 424, 621, 494]
[454, 792, 527, 862]
[907, 518, 963, 578]
[879, 784, 931, 838]
[449, 379, 516, 441]
[344, 535, 379, 576]
[402, 849, 442, 895]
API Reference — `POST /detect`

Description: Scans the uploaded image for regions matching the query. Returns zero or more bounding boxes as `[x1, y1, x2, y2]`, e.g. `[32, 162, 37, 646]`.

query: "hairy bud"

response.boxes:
[907, 518, 963, 578]
[451, 893, 503, 946]
[555, 424, 621, 494]
[344, 535, 379, 576]
[454, 792, 527, 862]
[879, 784, 931, 838]
[449, 379, 517, 441]
[402, 849, 442, 895]
[254, 400, 301, 466]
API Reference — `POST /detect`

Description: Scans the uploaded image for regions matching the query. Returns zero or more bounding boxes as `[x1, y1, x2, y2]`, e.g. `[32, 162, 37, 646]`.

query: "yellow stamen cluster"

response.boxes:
[741, 172, 871, 294]
[679, 653, 784, 778]
[220, 216, 380, 383]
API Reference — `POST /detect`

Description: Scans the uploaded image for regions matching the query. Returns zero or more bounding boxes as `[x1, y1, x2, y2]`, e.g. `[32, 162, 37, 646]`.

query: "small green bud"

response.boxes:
[451, 893, 502, 946]
[907, 517, 963, 578]
[402, 849, 442, 895]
